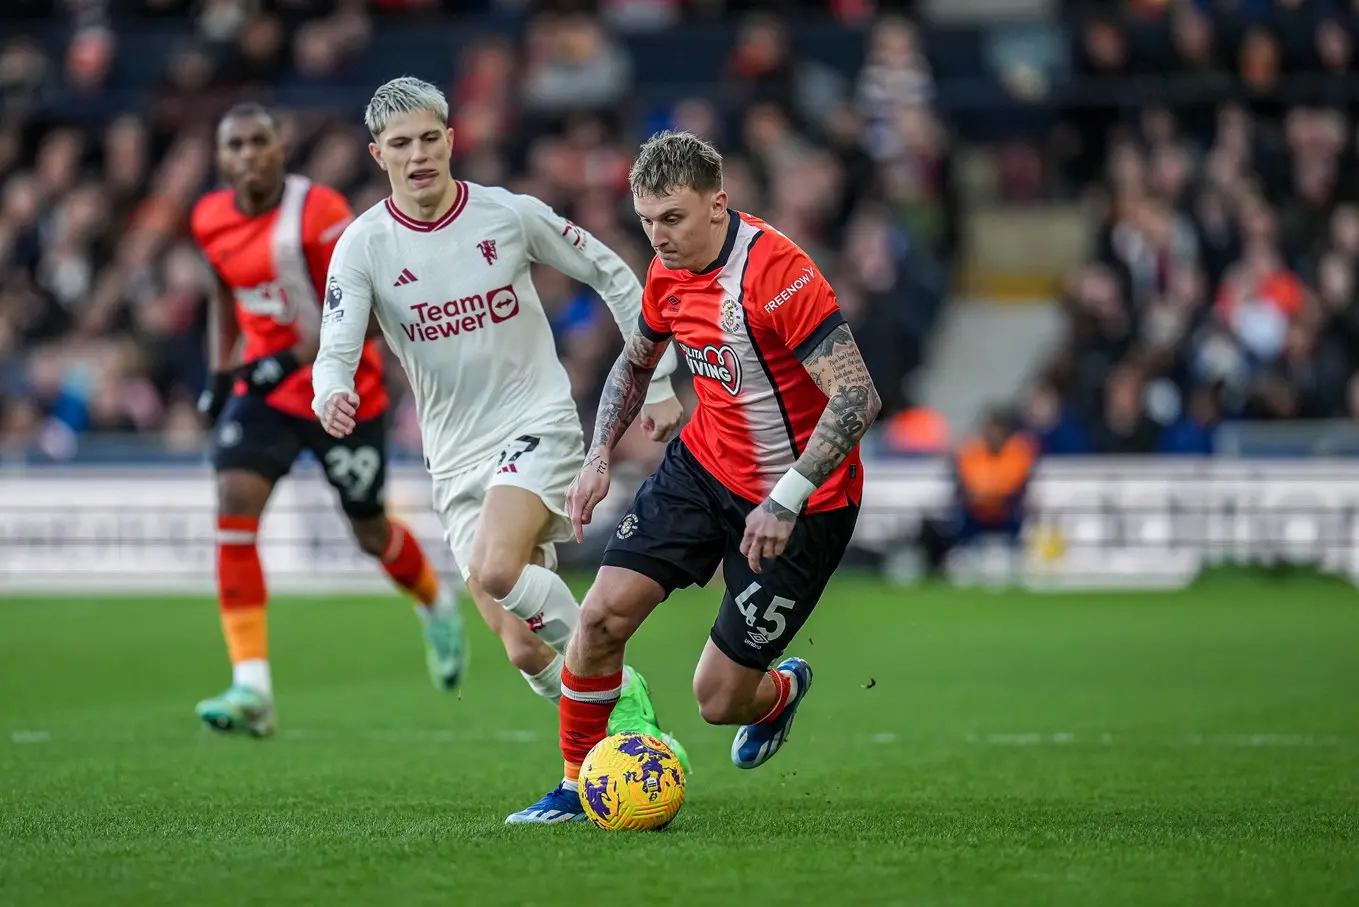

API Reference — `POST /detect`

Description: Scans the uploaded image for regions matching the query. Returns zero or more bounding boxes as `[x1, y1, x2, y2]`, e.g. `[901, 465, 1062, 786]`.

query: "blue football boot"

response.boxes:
[730, 656, 813, 770]
[504, 783, 589, 825]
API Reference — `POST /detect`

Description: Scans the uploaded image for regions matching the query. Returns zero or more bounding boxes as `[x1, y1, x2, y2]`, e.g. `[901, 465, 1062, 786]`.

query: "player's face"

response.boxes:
[370, 109, 454, 207]
[634, 186, 728, 272]
[217, 115, 284, 198]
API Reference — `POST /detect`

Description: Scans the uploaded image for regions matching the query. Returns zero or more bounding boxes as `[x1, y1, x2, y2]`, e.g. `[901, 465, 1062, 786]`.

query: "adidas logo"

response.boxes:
[393, 268, 418, 287]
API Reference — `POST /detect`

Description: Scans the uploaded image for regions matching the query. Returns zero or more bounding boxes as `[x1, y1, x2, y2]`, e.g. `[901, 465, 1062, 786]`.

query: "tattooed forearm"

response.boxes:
[794, 323, 881, 488]
[589, 332, 670, 454]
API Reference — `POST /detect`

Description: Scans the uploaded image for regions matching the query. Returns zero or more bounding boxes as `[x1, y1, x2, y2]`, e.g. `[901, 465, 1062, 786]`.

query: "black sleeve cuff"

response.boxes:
[792, 310, 846, 361]
[637, 311, 672, 343]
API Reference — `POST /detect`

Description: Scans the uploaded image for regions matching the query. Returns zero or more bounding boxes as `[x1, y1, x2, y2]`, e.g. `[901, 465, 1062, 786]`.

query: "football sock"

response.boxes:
[379, 518, 442, 608]
[559, 665, 622, 782]
[217, 515, 270, 695]
[754, 668, 796, 725]
[523, 653, 564, 703]
[233, 658, 272, 696]
[496, 564, 579, 654]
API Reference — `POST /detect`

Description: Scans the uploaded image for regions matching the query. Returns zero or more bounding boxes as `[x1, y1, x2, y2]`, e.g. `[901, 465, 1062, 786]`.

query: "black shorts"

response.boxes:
[602, 438, 859, 671]
[210, 392, 388, 520]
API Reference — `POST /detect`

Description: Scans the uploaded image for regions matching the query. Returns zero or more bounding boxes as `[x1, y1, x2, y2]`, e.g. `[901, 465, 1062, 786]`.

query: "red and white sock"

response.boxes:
[755, 668, 797, 725]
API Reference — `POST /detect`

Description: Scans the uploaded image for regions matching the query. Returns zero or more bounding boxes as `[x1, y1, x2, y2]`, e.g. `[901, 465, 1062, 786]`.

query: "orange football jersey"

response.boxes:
[639, 210, 862, 513]
[191, 175, 387, 420]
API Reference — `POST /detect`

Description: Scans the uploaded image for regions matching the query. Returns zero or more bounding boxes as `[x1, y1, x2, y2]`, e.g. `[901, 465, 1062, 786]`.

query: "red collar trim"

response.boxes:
[384, 181, 468, 232]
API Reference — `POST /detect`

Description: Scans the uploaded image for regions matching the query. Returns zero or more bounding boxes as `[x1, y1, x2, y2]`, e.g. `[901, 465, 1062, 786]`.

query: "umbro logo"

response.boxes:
[393, 268, 418, 287]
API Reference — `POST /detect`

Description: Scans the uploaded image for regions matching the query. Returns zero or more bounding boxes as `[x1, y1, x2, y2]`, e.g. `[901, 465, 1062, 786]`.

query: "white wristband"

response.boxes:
[769, 469, 818, 512]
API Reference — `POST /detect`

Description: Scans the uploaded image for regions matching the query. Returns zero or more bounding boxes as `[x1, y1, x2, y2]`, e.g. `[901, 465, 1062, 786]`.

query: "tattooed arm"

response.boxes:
[568, 328, 673, 539]
[587, 330, 673, 462]
[740, 320, 878, 570]
[762, 322, 882, 519]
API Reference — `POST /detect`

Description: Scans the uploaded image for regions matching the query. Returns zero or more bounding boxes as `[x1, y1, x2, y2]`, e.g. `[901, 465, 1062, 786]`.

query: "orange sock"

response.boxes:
[559, 666, 623, 781]
[217, 515, 268, 664]
[380, 518, 440, 606]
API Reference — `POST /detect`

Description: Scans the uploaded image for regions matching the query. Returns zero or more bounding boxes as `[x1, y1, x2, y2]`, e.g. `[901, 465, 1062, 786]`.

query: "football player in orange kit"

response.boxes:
[190, 103, 464, 737]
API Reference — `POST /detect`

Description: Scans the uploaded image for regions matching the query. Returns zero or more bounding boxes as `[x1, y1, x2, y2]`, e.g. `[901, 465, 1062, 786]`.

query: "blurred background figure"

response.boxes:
[916, 405, 1036, 578]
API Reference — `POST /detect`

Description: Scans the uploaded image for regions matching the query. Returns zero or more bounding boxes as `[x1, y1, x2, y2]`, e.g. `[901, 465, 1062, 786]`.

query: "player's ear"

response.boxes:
[446, 127, 455, 152]
[711, 189, 728, 222]
[368, 142, 385, 170]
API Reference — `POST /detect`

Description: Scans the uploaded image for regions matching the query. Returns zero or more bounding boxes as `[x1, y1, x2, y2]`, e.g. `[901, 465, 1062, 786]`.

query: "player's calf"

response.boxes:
[553, 569, 667, 781]
[692, 636, 815, 770]
[207, 470, 275, 717]
[467, 576, 562, 700]
[692, 636, 790, 725]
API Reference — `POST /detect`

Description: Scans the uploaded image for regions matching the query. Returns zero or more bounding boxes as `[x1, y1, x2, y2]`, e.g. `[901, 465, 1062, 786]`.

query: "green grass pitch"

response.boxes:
[2, 573, 1357, 906]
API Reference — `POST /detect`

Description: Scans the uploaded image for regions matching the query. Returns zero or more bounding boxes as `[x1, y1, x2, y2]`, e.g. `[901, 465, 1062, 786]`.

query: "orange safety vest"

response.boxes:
[955, 435, 1037, 522]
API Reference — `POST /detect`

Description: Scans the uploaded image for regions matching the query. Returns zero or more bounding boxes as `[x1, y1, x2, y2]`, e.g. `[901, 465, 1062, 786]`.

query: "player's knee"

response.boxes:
[468, 552, 527, 602]
[216, 472, 269, 518]
[575, 592, 635, 661]
[348, 517, 389, 558]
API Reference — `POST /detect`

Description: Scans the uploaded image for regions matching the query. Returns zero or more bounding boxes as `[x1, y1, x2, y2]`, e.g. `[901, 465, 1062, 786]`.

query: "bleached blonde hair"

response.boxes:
[364, 76, 449, 139]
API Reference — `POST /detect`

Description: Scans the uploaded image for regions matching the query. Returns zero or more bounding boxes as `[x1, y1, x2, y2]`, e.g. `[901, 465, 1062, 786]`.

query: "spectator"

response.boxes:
[916, 405, 1036, 576]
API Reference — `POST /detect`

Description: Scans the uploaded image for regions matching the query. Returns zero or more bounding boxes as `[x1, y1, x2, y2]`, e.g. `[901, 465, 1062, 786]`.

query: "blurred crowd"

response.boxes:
[0, 0, 946, 463]
[1027, 0, 1359, 456]
[8, 0, 1358, 467]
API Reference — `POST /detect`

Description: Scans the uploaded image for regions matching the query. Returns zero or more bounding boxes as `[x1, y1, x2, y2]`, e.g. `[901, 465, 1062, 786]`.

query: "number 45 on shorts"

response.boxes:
[733, 581, 797, 647]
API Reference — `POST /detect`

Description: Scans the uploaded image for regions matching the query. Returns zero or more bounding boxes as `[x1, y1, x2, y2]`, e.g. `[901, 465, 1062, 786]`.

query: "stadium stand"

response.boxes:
[3, 0, 1359, 468]
[1034, 0, 1359, 456]
[0, 0, 948, 466]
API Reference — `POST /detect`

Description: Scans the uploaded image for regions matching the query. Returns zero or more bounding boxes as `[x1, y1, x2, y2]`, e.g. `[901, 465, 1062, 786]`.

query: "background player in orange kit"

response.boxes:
[190, 103, 463, 737]
[507, 130, 882, 823]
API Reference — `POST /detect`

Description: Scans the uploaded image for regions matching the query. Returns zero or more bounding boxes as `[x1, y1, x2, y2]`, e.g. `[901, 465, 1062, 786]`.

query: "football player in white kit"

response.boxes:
[312, 77, 690, 768]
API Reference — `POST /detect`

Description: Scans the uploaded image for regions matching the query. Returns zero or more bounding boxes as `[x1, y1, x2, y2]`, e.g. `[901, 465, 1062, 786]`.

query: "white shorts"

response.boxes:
[430, 424, 585, 580]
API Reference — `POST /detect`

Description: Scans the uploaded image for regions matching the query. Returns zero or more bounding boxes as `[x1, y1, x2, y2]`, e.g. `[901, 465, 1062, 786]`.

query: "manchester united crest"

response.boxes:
[478, 239, 498, 265]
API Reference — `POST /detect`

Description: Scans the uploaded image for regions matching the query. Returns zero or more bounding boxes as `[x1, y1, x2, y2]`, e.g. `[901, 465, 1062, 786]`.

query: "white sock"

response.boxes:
[523, 653, 564, 702]
[414, 581, 457, 626]
[233, 659, 272, 697]
[495, 564, 579, 655]
[561, 778, 578, 793]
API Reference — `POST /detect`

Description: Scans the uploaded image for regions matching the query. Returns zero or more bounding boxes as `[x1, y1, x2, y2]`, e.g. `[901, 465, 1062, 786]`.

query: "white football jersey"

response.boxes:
[311, 180, 677, 477]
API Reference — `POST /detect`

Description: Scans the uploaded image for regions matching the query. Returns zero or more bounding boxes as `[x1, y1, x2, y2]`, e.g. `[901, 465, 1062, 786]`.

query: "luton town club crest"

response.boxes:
[720, 297, 741, 334]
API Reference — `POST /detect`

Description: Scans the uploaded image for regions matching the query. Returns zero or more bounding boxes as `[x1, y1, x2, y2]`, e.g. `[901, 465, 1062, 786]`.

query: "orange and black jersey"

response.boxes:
[639, 210, 861, 513]
[191, 175, 387, 420]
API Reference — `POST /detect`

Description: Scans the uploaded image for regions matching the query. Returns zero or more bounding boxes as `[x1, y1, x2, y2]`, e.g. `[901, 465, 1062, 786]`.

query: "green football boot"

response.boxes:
[195, 685, 276, 738]
[608, 665, 691, 775]
[422, 584, 467, 691]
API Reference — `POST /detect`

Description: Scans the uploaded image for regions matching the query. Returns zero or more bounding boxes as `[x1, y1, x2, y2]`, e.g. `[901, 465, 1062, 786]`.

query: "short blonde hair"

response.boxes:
[364, 76, 449, 138]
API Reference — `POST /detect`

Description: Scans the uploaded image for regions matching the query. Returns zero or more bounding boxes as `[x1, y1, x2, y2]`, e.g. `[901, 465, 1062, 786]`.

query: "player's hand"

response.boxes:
[741, 498, 797, 574]
[639, 397, 684, 443]
[319, 390, 359, 438]
[566, 448, 612, 543]
[197, 371, 233, 426]
[237, 349, 302, 395]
